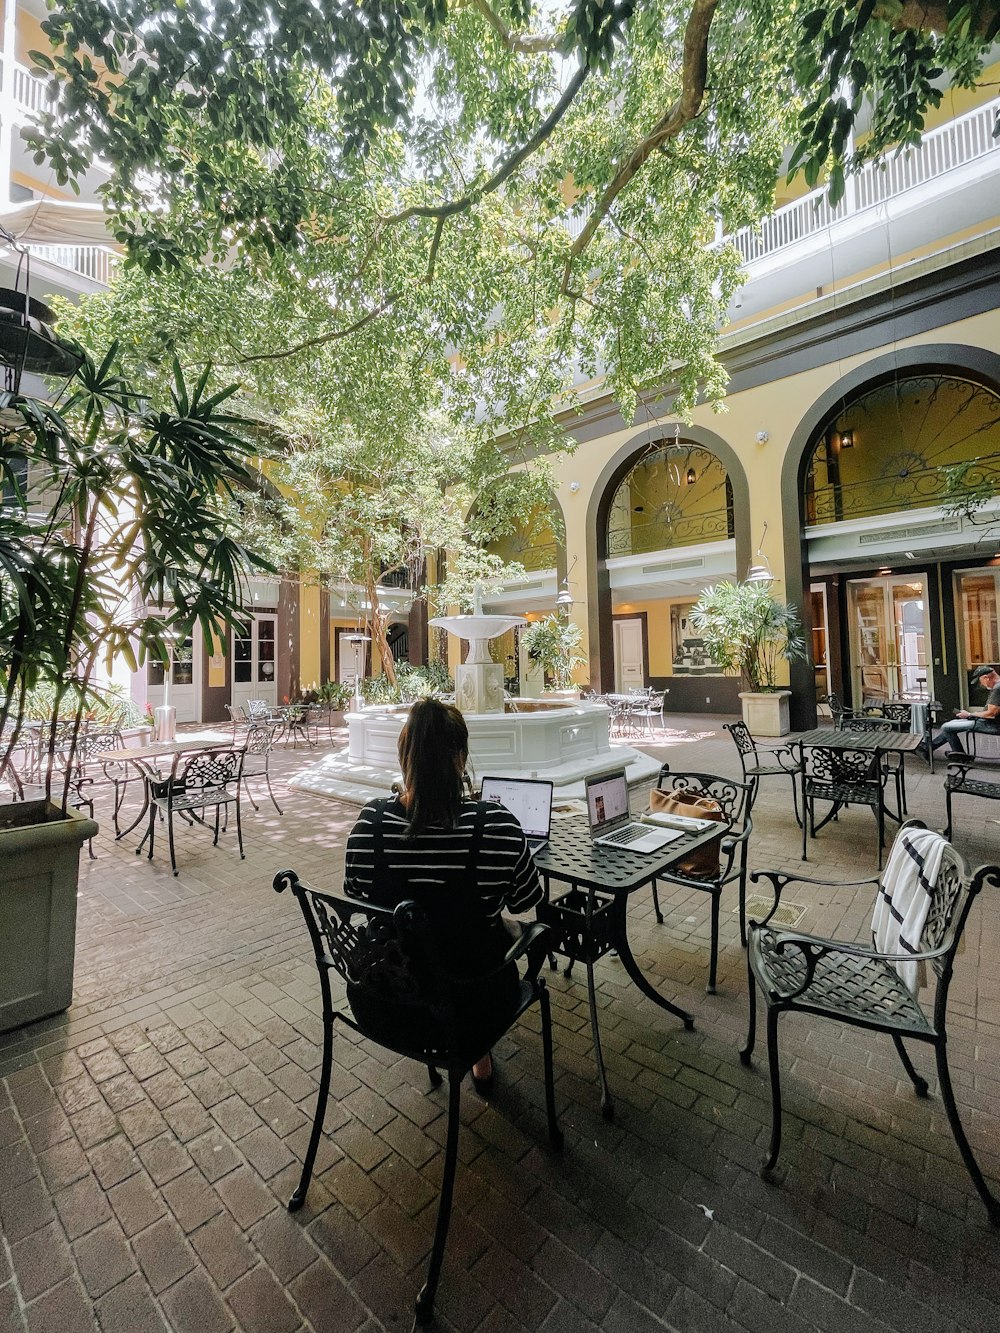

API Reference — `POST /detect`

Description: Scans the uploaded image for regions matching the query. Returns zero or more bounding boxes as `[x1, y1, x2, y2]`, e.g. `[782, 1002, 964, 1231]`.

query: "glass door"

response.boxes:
[848, 574, 932, 703]
[146, 626, 199, 722]
[955, 569, 1000, 705]
[231, 615, 278, 713]
[809, 584, 831, 705]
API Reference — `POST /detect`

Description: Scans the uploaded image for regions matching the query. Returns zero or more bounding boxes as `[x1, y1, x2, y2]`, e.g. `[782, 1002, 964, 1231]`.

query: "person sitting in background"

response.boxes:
[919, 665, 1000, 757]
[344, 697, 541, 1093]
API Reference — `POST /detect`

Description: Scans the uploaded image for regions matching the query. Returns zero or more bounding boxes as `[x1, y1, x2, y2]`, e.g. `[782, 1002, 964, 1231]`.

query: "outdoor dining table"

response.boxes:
[532, 811, 730, 1120]
[102, 732, 234, 841]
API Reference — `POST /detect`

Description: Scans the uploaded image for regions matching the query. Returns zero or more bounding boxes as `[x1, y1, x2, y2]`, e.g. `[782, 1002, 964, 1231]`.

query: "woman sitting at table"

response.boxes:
[344, 697, 541, 1093]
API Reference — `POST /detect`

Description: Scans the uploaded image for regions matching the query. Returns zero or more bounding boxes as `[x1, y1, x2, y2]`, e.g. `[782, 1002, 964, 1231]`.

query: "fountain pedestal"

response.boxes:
[429, 607, 525, 715]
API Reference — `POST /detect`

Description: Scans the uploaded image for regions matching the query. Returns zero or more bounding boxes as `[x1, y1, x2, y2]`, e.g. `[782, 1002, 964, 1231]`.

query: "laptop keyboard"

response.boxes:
[600, 823, 647, 845]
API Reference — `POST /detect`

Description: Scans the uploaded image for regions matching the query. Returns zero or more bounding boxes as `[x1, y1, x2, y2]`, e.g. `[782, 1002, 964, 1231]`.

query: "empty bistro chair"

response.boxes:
[274, 869, 562, 1325]
[650, 767, 754, 992]
[798, 742, 889, 869]
[240, 721, 283, 815]
[740, 822, 1000, 1225]
[724, 720, 801, 824]
[141, 748, 245, 876]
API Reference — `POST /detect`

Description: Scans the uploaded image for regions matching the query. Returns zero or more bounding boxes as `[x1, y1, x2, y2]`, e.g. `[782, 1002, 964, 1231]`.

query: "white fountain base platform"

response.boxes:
[289, 701, 661, 806]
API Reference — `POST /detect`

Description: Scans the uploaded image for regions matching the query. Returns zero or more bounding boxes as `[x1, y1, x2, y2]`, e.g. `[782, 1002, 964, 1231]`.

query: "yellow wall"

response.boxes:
[298, 583, 322, 691]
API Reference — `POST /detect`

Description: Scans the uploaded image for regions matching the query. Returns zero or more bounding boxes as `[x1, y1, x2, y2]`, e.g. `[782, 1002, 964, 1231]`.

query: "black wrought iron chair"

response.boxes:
[273, 870, 563, 1326]
[650, 767, 754, 991]
[943, 748, 1000, 839]
[224, 702, 245, 742]
[723, 720, 801, 825]
[740, 825, 1000, 1226]
[141, 748, 245, 876]
[837, 715, 907, 820]
[866, 701, 911, 731]
[820, 693, 859, 730]
[240, 721, 282, 815]
[798, 743, 889, 869]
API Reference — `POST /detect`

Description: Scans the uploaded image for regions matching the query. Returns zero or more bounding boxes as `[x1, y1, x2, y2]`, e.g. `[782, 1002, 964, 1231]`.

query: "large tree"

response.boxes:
[29, 2, 1000, 427]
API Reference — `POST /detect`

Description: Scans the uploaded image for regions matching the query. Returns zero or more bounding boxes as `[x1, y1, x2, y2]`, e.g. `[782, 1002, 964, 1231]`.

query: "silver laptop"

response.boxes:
[481, 776, 554, 853]
[585, 770, 680, 853]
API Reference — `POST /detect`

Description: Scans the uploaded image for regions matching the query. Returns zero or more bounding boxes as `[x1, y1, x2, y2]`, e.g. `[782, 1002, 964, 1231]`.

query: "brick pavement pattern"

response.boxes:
[1, 719, 999, 1332]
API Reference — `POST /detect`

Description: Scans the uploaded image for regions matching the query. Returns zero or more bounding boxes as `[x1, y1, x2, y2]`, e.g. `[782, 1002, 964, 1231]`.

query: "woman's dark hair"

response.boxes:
[397, 697, 469, 836]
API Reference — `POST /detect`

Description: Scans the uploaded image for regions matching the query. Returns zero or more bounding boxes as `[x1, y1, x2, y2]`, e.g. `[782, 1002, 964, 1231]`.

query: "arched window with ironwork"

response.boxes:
[803, 373, 1000, 527]
[605, 440, 734, 558]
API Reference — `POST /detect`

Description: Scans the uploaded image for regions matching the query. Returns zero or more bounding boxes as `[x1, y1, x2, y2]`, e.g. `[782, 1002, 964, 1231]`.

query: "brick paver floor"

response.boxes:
[2, 717, 999, 1332]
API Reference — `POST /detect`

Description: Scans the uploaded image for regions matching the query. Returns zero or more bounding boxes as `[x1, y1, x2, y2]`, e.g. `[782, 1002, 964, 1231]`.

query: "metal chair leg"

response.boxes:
[167, 808, 178, 876]
[706, 893, 720, 995]
[414, 1071, 462, 1324]
[538, 980, 563, 1149]
[235, 795, 245, 861]
[290, 1010, 334, 1210]
[762, 1007, 783, 1174]
[891, 1034, 928, 1097]
[934, 1040, 1000, 1225]
[264, 768, 283, 815]
[241, 775, 260, 813]
[740, 959, 757, 1067]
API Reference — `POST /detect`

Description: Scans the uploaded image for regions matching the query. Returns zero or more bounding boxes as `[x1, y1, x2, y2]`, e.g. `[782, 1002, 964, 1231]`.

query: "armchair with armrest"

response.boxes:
[724, 720, 801, 824]
[274, 870, 563, 1327]
[739, 824, 1000, 1225]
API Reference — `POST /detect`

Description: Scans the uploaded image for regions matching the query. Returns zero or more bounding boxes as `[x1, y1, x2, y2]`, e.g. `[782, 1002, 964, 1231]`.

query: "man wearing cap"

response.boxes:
[919, 665, 1000, 757]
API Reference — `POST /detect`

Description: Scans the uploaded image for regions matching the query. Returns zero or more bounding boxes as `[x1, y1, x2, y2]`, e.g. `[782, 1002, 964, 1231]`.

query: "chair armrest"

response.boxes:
[456, 920, 551, 987]
[748, 868, 879, 928]
[720, 816, 751, 871]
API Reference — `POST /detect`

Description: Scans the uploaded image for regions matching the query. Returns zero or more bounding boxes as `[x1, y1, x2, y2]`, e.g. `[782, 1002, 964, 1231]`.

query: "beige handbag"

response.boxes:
[649, 786, 726, 878]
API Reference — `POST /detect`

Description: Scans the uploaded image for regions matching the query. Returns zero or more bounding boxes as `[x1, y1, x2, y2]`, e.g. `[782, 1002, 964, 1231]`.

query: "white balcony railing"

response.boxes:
[565, 96, 1000, 263]
[25, 244, 119, 287]
[12, 60, 50, 117]
[730, 96, 1000, 265]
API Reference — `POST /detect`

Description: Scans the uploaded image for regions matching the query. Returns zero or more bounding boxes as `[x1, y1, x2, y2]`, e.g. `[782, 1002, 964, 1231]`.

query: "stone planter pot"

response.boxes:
[739, 690, 792, 738]
[0, 800, 98, 1034]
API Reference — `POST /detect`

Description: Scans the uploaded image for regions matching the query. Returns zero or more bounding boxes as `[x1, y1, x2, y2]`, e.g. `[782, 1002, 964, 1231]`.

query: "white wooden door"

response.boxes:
[613, 618, 645, 692]
[231, 615, 278, 712]
[147, 631, 199, 723]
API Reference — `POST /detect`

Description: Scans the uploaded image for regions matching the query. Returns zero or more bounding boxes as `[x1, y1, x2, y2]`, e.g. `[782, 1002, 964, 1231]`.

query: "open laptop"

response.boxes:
[585, 770, 681, 853]
[480, 776, 554, 853]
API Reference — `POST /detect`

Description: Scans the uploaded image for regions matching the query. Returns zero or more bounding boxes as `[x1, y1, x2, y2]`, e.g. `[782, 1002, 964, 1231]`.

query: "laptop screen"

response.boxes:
[586, 771, 629, 832]
[480, 777, 554, 841]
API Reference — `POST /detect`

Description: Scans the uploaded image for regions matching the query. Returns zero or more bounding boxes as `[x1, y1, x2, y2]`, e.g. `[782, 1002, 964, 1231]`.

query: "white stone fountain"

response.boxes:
[290, 590, 660, 806]
[428, 586, 525, 714]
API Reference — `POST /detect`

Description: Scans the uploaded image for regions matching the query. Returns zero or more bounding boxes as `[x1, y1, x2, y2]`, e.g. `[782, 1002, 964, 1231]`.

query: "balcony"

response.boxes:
[730, 96, 1000, 267]
[11, 60, 49, 118]
[24, 243, 118, 287]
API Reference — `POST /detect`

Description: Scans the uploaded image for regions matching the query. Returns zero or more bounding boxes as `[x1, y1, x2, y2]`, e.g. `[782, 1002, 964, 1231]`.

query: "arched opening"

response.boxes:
[589, 428, 750, 708]
[783, 347, 1000, 727]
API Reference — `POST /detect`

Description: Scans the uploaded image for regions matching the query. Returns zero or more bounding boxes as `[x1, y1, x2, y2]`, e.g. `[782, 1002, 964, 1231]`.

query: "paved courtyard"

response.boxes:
[2, 718, 999, 1333]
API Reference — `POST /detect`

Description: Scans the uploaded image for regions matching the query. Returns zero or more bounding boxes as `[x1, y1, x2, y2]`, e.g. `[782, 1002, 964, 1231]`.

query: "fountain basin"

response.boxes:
[289, 700, 661, 806]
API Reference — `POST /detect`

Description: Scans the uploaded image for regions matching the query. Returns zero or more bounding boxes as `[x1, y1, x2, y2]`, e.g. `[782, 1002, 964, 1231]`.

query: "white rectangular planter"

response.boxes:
[739, 690, 792, 737]
[0, 801, 98, 1033]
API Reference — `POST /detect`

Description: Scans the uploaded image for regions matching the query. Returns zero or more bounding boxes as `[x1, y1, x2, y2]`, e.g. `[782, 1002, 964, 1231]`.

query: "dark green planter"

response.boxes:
[0, 800, 98, 1033]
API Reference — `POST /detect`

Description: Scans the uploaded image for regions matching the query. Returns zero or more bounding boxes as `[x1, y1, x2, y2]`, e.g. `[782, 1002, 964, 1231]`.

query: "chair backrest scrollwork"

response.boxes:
[656, 767, 753, 830]
[805, 745, 880, 788]
[175, 748, 243, 792]
[723, 720, 756, 760]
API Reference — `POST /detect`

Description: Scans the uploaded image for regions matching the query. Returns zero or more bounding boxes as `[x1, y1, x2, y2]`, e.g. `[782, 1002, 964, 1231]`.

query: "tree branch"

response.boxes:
[234, 294, 402, 364]
[468, 0, 564, 53]
[560, 0, 719, 294]
[383, 63, 589, 224]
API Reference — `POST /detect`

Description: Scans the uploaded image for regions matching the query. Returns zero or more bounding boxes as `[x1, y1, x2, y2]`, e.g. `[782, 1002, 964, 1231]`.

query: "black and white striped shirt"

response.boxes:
[345, 797, 542, 920]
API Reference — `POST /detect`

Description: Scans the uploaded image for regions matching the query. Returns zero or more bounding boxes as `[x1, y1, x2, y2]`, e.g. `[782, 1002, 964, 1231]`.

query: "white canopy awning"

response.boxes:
[0, 199, 120, 249]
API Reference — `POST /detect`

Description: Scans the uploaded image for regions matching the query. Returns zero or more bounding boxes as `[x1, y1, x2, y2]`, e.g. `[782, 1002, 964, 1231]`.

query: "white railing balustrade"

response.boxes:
[729, 96, 1000, 265]
[25, 244, 119, 287]
[12, 61, 52, 116]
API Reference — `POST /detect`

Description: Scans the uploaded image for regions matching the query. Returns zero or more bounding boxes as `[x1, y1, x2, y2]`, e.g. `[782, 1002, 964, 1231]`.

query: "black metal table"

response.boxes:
[796, 727, 924, 827]
[532, 813, 729, 1119]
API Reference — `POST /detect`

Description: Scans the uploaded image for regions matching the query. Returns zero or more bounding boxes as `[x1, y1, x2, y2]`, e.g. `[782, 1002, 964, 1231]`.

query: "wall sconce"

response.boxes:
[686, 467, 697, 486]
[839, 428, 854, 449]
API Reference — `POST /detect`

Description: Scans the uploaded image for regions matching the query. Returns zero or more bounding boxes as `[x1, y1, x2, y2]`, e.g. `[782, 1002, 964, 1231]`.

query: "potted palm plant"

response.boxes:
[521, 614, 587, 696]
[0, 345, 271, 1033]
[690, 581, 805, 736]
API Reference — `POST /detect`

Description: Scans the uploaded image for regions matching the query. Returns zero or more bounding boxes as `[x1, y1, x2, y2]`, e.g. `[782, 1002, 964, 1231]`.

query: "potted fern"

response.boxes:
[690, 581, 805, 736]
[1, 346, 270, 1032]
